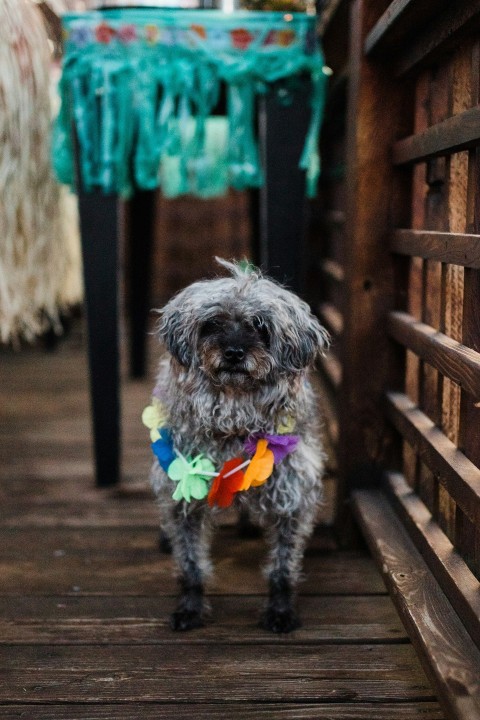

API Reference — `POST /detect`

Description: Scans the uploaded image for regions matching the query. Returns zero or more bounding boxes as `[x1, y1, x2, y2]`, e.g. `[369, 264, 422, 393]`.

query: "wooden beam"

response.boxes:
[338, 0, 411, 494]
[388, 311, 480, 399]
[364, 0, 447, 57]
[318, 302, 344, 336]
[386, 391, 480, 523]
[321, 258, 345, 282]
[391, 229, 480, 268]
[393, 106, 480, 166]
[394, 1, 480, 77]
[318, 351, 342, 390]
[385, 472, 480, 650]
[353, 488, 480, 720]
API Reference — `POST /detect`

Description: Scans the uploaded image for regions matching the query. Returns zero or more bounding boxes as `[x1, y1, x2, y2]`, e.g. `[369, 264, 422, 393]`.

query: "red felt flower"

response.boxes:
[230, 28, 254, 50]
[207, 457, 245, 508]
[95, 22, 116, 45]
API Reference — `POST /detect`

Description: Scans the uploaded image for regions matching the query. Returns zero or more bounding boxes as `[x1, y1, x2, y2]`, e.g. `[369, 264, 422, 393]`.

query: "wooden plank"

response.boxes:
[394, 1, 480, 77]
[0, 644, 437, 703]
[0, 595, 407, 645]
[393, 106, 480, 166]
[0, 527, 386, 596]
[364, 0, 446, 57]
[321, 258, 345, 282]
[318, 351, 342, 390]
[318, 302, 344, 336]
[325, 209, 346, 226]
[386, 391, 480, 523]
[388, 311, 480, 399]
[455, 41, 480, 575]
[353, 489, 480, 720]
[391, 229, 480, 268]
[0, 703, 445, 719]
[385, 472, 480, 648]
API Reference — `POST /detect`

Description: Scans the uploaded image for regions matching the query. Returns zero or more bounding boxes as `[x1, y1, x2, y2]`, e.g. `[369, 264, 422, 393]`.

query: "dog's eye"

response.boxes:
[252, 316, 265, 331]
[200, 318, 223, 336]
[251, 315, 270, 345]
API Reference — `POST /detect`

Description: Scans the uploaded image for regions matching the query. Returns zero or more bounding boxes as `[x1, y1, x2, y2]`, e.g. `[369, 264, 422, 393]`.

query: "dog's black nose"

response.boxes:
[224, 346, 245, 362]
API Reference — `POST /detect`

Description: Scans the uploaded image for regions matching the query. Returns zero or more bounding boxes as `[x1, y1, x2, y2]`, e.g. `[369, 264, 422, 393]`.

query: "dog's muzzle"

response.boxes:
[220, 346, 249, 373]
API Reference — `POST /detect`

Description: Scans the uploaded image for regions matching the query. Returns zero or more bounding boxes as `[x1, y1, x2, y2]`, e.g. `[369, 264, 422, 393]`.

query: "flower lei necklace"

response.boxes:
[142, 397, 299, 508]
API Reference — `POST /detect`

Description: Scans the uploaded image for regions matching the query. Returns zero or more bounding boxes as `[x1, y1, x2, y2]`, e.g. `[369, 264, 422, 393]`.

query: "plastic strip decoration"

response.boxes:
[53, 9, 328, 198]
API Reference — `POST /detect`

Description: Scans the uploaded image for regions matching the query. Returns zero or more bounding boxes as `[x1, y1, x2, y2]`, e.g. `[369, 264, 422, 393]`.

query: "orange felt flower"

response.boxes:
[242, 439, 274, 490]
[207, 457, 245, 508]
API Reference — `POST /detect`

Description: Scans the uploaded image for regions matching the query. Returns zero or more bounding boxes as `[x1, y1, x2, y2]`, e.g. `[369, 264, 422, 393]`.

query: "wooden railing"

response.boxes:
[316, 0, 480, 716]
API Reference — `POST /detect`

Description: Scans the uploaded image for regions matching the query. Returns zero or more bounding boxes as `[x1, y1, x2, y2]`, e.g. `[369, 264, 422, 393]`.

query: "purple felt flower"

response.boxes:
[244, 434, 299, 464]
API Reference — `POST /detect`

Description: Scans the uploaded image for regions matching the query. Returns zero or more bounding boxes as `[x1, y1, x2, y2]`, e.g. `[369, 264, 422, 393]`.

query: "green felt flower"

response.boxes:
[167, 454, 215, 502]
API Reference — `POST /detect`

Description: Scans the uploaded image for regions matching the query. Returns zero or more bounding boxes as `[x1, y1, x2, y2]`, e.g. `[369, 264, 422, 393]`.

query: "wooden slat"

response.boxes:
[0, 527, 386, 596]
[318, 302, 344, 336]
[0, 594, 407, 645]
[319, 351, 342, 390]
[321, 258, 345, 282]
[353, 488, 480, 720]
[0, 644, 437, 704]
[388, 311, 480, 399]
[325, 209, 346, 226]
[393, 106, 480, 166]
[391, 229, 480, 268]
[0, 704, 445, 720]
[454, 40, 480, 576]
[394, 1, 480, 77]
[364, 0, 446, 57]
[385, 472, 480, 649]
[386, 391, 480, 523]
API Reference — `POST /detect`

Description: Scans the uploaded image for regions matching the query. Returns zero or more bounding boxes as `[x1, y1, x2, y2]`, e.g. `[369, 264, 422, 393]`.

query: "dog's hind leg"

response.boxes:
[261, 512, 314, 633]
[169, 504, 211, 631]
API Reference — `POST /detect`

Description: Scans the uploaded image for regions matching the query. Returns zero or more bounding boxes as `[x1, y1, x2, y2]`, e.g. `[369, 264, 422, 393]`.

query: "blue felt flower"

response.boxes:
[151, 429, 176, 471]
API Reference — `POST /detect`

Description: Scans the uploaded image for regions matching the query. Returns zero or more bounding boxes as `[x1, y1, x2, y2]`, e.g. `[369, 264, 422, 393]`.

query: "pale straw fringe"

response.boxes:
[0, 0, 82, 344]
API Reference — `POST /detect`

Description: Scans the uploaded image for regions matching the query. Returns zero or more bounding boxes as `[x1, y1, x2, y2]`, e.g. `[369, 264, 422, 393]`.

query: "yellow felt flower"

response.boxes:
[276, 414, 296, 435]
[242, 439, 274, 490]
[142, 397, 169, 441]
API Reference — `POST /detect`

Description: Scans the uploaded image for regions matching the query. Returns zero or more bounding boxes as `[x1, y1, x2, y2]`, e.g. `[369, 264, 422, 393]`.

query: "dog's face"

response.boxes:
[158, 263, 329, 390]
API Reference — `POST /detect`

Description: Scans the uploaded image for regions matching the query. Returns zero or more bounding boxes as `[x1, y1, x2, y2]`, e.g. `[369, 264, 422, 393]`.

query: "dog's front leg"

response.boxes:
[261, 513, 311, 633]
[169, 504, 210, 631]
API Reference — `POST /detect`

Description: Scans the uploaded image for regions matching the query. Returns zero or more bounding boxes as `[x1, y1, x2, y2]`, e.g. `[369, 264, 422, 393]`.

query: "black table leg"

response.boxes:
[127, 189, 156, 379]
[78, 190, 121, 487]
[257, 78, 312, 296]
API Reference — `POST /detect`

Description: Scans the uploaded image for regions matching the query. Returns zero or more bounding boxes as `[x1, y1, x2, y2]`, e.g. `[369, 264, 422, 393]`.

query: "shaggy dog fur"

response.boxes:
[150, 261, 329, 633]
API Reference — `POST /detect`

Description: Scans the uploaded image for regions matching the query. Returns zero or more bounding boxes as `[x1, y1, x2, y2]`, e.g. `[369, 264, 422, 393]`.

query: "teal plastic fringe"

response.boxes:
[53, 10, 328, 198]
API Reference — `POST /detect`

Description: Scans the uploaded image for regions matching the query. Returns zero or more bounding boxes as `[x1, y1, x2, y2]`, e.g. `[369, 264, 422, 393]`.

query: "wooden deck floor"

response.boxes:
[0, 327, 444, 718]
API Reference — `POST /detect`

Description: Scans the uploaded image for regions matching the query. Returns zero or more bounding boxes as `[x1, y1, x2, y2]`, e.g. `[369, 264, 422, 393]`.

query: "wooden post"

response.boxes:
[337, 0, 411, 509]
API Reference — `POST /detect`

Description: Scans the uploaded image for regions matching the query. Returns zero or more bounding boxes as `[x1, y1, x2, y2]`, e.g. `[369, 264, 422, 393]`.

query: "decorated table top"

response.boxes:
[53, 9, 328, 198]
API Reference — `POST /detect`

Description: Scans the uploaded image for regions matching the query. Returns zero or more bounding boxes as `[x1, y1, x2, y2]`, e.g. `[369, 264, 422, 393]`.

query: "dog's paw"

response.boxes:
[170, 609, 204, 632]
[260, 607, 301, 634]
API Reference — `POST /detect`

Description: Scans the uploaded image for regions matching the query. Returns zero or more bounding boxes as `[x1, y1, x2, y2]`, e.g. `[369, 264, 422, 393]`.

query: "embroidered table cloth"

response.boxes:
[53, 9, 328, 198]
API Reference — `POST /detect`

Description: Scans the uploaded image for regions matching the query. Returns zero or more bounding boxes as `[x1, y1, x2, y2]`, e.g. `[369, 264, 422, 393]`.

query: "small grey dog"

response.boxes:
[149, 260, 329, 633]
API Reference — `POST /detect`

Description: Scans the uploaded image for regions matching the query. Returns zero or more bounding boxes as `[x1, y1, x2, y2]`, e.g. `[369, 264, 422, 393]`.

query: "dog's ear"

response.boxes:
[270, 295, 330, 372]
[283, 313, 330, 371]
[157, 290, 194, 367]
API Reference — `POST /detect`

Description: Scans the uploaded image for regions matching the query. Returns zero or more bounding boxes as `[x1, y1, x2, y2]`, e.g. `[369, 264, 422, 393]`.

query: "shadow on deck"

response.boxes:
[0, 326, 443, 718]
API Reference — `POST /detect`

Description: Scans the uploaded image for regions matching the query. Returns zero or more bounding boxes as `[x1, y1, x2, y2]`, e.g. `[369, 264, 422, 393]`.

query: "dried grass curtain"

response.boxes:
[0, 0, 82, 344]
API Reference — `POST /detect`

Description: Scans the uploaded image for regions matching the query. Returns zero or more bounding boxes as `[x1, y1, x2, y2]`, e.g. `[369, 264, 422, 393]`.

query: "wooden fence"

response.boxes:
[314, 1, 480, 717]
